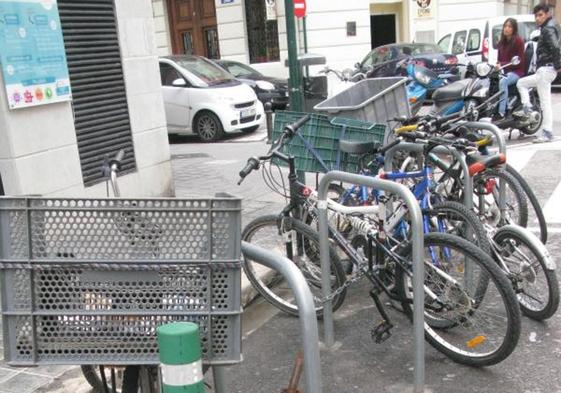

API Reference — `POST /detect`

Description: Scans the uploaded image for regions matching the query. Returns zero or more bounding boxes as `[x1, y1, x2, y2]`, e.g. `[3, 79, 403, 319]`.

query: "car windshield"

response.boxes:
[398, 43, 440, 56]
[492, 21, 537, 48]
[174, 57, 236, 87]
[361, 43, 441, 67]
[223, 62, 262, 78]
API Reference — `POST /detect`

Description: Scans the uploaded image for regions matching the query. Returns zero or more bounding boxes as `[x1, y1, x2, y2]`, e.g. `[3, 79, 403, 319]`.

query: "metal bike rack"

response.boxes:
[240, 241, 323, 393]
[460, 121, 507, 219]
[383, 142, 477, 302]
[317, 171, 425, 393]
[384, 142, 474, 208]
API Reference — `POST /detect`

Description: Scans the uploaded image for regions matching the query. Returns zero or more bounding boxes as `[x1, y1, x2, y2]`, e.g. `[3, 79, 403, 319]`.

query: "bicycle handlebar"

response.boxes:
[237, 157, 260, 185]
[237, 115, 311, 184]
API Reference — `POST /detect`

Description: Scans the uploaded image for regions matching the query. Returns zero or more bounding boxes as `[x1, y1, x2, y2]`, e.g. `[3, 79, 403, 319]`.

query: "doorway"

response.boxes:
[167, 0, 220, 58]
[371, 14, 396, 49]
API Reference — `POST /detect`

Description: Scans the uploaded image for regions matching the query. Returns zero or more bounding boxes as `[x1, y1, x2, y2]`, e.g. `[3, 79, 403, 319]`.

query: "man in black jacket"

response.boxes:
[516, 3, 561, 143]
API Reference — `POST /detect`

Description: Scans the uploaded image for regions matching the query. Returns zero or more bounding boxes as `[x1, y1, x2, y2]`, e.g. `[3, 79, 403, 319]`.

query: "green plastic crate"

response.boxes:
[272, 111, 386, 173]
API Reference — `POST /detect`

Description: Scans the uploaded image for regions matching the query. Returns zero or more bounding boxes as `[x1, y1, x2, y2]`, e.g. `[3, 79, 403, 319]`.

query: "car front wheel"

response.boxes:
[194, 111, 224, 142]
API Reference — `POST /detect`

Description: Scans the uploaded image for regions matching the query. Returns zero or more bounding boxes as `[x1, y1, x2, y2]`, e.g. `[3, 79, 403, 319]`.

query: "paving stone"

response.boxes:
[0, 372, 52, 393]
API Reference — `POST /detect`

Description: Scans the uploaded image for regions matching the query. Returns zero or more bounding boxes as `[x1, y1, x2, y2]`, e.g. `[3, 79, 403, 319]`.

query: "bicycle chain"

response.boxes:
[313, 261, 368, 305]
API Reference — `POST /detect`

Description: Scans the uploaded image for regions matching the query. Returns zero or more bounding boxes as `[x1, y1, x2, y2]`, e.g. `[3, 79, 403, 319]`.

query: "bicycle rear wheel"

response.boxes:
[426, 200, 491, 255]
[494, 227, 559, 320]
[242, 215, 347, 317]
[505, 164, 547, 244]
[396, 233, 521, 367]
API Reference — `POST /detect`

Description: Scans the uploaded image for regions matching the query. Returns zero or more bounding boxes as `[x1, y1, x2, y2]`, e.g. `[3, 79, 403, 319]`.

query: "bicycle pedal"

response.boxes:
[371, 320, 393, 344]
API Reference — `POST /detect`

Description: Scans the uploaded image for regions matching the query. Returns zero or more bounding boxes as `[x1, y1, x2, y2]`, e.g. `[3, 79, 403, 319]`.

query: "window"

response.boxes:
[223, 62, 261, 78]
[438, 34, 451, 53]
[58, 0, 136, 186]
[173, 57, 236, 87]
[492, 21, 537, 48]
[452, 30, 467, 54]
[245, 0, 280, 63]
[466, 29, 481, 52]
[160, 63, 185, 86]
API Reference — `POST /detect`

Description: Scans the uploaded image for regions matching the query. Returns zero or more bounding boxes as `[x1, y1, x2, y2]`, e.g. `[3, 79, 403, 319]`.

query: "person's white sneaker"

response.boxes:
[533, 130, 554, 143]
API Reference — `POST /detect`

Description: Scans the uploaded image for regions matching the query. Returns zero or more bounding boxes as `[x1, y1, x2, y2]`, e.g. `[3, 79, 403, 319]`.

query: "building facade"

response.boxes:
[0, 0, 173, 197]
[152, 0, 553, 78]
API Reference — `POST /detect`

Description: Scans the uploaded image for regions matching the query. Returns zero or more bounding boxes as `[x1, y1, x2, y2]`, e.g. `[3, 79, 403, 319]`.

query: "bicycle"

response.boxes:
[239, 115, 522, 367]
[79, 151, 164, 393]
[397, 129, 558, 321]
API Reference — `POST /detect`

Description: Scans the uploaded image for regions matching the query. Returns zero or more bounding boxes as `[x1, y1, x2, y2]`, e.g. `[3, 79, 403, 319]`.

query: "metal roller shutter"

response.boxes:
[58, 0, 137, 186]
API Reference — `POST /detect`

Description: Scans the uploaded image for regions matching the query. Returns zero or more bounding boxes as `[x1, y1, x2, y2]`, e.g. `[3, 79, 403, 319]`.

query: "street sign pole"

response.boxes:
[284, 0, 303, 112]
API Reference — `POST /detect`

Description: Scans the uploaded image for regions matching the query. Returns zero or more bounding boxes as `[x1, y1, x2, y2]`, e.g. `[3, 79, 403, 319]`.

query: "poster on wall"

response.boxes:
[266, 0, 277, 20]
[416, 0, 432, 18]
[0, 0, 71, 110]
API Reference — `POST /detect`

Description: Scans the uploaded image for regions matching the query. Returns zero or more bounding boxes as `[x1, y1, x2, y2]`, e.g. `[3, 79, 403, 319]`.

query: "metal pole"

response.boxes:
[383, 142, 474, 208]
[265, 102, 274, 144]
[317, 171, 425, 392]
[212, 367, 228, 393]
[461, 121, 507, 221]
[241, 242, 322, 393]
[303, 16, 309, 78]
[284, 0, 303, 112]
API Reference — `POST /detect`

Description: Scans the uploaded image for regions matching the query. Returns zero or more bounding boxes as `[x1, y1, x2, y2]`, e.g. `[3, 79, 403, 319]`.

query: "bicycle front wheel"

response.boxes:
[396, 233, 521, 367]
[242, 215, 347, 317]
[494, 227, 559, 320]
[505, 164, 548, 244]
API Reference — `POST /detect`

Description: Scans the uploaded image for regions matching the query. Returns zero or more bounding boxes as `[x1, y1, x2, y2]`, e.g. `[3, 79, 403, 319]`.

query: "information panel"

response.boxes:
[0, 0, 71, 109]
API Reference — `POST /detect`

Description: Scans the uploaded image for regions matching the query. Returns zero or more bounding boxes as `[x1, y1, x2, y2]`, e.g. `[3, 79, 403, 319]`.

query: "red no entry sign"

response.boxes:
[294, 0, 306, 18]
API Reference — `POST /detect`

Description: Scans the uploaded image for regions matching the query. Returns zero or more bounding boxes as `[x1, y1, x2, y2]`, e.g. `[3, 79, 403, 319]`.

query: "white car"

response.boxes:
[159, 56, 264, 141]
[437, 15, 536, 67]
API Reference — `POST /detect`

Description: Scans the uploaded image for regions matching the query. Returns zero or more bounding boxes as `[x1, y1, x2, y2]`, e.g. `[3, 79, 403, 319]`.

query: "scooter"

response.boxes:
[427, 56, 542, 137]
[403, 62, 459, 114]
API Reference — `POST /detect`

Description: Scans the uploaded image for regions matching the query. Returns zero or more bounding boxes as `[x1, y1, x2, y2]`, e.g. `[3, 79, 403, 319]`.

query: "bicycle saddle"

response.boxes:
[467, 153, 506, 176]
[339, 140, 379, 155]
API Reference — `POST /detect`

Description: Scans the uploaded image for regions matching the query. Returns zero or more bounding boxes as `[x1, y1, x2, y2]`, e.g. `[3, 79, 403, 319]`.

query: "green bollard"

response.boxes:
[157, 322, 205, 393]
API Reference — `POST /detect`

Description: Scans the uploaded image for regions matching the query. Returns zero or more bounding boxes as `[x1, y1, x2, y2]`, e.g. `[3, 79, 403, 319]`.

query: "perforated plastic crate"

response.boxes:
[273, 111, 386, 173]
[0, 196, 242, 366]
[314, 77, 411, 144]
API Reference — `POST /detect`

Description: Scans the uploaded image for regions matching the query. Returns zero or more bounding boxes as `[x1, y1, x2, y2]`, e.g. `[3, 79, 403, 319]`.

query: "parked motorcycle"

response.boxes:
[427, 56, 542, 136]
[402, 62, 459, 114]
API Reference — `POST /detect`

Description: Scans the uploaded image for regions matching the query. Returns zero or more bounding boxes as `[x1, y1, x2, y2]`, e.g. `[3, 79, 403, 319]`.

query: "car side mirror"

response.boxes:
[511, 56, 521, 66]
[172, 78, 187, 87]
[355, 62, 361, 69]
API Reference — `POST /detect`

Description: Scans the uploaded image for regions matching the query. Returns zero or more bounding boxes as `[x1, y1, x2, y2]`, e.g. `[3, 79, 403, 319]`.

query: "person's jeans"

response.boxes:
[517, 66, 558, 132]
[498, 72, 520, 115]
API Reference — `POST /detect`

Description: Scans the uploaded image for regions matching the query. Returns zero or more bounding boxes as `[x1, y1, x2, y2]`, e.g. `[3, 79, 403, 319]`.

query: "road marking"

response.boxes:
[527, 227, 561, 234]
[543, 181, 561, 224]
[507, 137, 561, 150]
[206, 160, 240, 165]
[506, 149, 536, 172]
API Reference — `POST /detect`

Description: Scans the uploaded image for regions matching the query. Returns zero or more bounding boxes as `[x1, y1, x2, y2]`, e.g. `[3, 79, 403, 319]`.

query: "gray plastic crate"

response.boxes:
[314, 77, 411, 144]
[0, 196, 242, 366]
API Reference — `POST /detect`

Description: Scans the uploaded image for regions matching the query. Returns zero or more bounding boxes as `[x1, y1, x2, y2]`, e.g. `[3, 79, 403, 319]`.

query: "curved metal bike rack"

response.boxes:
[317, 171, 425, 393]
[384, 142, 474, 208]
[234, 241, 323, 393]
[460, 121, 507, 220]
